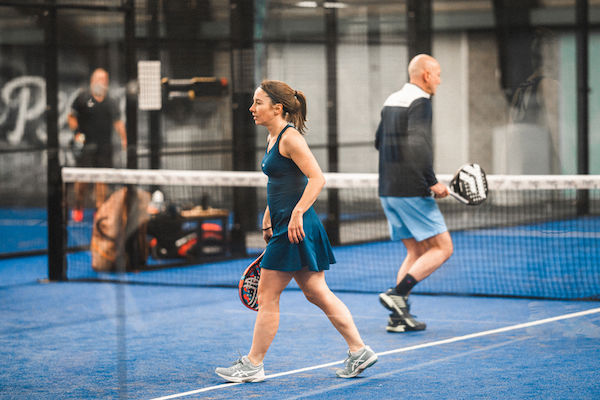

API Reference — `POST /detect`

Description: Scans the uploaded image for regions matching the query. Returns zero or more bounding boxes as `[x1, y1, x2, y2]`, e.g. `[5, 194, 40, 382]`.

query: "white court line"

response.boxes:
[283, 336, 534, 400]
[148, 307, 600, 400]
[0, 219, 47, 226]
[465, 229, 600, 239]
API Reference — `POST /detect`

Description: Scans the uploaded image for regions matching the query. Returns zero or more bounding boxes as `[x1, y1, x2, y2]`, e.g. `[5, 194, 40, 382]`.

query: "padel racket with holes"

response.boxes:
[448, 163, 488, 205]
[239, 250, 265, 311]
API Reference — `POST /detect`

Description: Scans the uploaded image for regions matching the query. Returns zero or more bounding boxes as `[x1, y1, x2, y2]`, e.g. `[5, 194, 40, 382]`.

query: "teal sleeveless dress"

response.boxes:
[260, 125, 336, 271]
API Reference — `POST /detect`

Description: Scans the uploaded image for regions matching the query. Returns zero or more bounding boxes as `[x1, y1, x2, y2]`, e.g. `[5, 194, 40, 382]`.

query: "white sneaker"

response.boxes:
[335, 345, 378, 378]
[215, 356, 265, 383]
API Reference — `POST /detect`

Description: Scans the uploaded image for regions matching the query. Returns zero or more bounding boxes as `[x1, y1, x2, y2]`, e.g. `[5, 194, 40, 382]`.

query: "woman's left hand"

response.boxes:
[288, 210, 305, 243]
[263, 228, 272, 243]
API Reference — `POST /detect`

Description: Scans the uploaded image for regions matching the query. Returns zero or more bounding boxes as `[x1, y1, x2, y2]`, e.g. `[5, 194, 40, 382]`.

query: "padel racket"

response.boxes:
[448, 163, 488, 205]
[239, 250, 265, 311]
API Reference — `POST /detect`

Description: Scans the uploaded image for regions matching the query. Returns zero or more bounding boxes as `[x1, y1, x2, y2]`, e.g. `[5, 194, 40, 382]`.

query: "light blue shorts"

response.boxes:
[380, 196, 448, 242]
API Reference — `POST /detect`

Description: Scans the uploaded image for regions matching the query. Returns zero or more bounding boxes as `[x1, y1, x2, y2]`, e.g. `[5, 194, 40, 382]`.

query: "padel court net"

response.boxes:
[61, 167, 600, 300]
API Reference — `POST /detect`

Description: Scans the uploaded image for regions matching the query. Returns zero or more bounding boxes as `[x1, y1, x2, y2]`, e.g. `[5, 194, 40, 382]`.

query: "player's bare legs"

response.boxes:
[247, 269, 293, 365]
[396, 238, 426, 284]
[294, 268, 377, 378]
[399, 231, 453, 283]
[218, 266, 376, 382]
[381, 231, 453, 331]
[294, 268, 364, 352]
[214, 269, 291, 383]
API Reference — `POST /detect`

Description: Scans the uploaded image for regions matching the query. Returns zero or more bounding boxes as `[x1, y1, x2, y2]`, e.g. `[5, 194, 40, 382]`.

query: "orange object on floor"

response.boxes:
[71, 208, 84, 222]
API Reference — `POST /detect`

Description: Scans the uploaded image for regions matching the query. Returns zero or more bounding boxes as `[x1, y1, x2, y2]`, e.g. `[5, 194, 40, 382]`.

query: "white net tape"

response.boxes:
[62, 167, 600, 191]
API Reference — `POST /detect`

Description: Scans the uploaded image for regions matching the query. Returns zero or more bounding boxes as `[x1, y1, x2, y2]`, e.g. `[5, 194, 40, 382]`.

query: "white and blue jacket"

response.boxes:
[375, 83, 438, 197]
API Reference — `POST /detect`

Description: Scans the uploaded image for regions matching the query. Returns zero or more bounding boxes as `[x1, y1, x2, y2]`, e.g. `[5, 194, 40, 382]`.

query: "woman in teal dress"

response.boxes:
[215, 80, 377, 383]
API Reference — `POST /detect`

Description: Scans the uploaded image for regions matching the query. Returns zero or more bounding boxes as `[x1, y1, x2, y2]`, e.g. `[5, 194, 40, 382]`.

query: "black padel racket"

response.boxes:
[239, 250, 265, 311]
[448, 163, 488, 205]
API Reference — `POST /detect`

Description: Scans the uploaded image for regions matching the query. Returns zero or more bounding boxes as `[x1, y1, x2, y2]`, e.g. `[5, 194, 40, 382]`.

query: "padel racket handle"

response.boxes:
[448, 189, 470, 205]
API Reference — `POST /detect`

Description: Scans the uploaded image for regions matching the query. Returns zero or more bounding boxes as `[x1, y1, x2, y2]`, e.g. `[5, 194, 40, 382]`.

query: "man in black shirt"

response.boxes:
[68, 68, 127, 222]
[375, 54, 453, 332]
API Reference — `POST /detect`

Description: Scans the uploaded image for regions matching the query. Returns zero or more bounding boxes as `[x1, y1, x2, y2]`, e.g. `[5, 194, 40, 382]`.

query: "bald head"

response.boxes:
[408, 54, 441, 95]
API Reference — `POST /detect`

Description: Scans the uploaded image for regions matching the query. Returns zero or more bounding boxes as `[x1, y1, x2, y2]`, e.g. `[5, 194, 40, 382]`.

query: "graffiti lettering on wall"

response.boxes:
[0, 75, 125, 149]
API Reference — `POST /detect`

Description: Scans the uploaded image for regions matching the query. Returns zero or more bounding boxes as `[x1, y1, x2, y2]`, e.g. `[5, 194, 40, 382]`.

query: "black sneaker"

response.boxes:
[386, 313, 426, 332]
[379, 289, 426, 331]
[379, 288, 410, 315]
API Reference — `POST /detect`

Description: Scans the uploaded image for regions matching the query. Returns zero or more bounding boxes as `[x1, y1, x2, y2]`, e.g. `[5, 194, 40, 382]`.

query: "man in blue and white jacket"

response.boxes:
[375, 54, 454, 333]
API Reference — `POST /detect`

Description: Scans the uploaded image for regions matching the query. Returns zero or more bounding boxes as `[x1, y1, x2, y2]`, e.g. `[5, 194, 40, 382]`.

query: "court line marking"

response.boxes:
[148, 306, 600, 400]
[283, 336, 533, 400]
[0, 219, 47, 226]
[464, 229, 600, 239]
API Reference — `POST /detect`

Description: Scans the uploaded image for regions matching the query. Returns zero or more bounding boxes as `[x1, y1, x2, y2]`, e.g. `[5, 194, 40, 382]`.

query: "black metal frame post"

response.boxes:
[125, 0, 138, 170]
[492, 0, 536, 103]
[407, 0, 432, 61]
[230, 0, 256, 256]
[123, 0, 144, 275]
[149, 0, 161, 172]
[46, 3, 66, 281]
[576, 0, 589, 215]
[324, 5, 340, 245]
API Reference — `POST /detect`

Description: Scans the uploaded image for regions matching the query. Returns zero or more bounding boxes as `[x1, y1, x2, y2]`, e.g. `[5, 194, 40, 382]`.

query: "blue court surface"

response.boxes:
[1, 254, 600, 399]
[3, 209, 599, 299]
